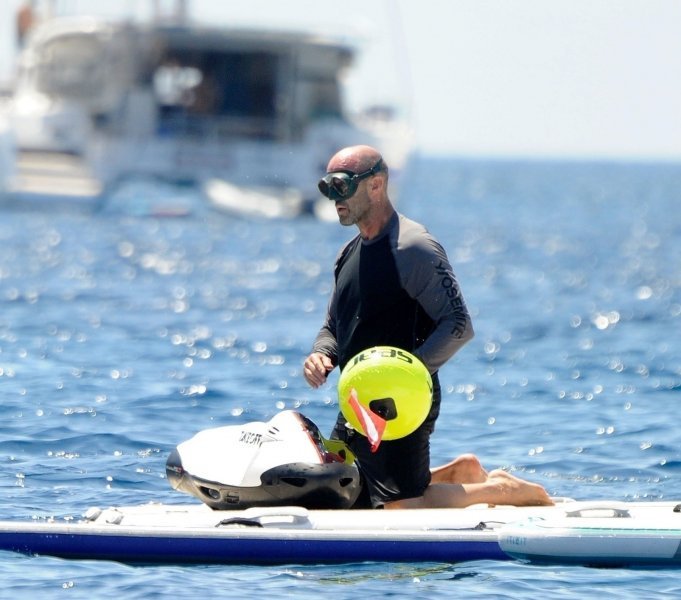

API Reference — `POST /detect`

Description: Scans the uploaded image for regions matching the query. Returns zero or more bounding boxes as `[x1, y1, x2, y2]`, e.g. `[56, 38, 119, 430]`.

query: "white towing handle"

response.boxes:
[564, 502, 631, 519]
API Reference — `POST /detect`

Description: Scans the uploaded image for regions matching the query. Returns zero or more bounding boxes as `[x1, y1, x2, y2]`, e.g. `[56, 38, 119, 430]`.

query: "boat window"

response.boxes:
[307, 78, 343, 119]
[293, 45, 350, 124]
[153, 50, 279, 138]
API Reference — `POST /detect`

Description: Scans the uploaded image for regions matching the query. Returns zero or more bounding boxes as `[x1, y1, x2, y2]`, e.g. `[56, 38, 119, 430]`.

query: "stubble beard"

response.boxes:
[337, 196, 369, 227]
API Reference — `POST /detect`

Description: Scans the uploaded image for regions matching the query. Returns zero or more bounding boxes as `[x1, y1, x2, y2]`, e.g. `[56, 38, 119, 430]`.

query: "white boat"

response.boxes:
[5, 8, 411, 216]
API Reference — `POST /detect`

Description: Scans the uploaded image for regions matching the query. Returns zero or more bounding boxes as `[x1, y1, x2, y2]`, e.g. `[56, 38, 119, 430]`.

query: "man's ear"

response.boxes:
[369, 174, 384, 195]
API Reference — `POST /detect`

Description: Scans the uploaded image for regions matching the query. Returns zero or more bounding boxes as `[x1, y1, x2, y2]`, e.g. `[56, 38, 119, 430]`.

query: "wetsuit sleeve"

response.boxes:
[310, 244, 348, 366]
[396, 226, 474, 373]
[311, 282, 339, 365]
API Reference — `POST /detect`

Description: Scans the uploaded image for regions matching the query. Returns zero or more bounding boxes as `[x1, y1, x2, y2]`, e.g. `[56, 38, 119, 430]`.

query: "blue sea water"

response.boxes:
[0, 156, 680, 598]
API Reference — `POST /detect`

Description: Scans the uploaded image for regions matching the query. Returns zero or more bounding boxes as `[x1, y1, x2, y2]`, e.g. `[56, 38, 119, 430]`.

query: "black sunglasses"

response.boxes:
[318, 159, 384, 201]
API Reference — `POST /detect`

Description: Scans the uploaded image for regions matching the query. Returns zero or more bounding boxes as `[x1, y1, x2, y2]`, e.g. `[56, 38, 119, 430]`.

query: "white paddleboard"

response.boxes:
[3, 499, 681, 566]
[499, 501, 681, 566]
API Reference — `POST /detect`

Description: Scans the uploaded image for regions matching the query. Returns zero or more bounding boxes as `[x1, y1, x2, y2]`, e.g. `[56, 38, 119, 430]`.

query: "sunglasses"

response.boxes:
[318, 159, 384, 201]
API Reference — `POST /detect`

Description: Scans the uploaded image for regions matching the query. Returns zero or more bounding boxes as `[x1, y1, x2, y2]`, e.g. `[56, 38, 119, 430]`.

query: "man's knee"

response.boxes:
[456, 453, 482, 467]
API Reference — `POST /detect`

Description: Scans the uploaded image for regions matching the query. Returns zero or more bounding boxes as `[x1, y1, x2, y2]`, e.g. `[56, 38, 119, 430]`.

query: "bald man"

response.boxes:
[304, 145, 553, 509]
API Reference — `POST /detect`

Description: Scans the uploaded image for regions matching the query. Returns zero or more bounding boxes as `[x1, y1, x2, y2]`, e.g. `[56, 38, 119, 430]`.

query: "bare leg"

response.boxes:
[430, 453, 488, 484]
[385, 469, 553, 510]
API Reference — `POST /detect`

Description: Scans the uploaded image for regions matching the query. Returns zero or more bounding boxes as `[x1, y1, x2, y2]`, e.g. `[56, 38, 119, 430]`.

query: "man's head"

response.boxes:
[318, 145, 390, 232]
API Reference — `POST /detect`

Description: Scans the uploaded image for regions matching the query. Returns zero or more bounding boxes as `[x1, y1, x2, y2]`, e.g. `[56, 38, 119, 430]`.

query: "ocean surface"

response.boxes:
[0, 156, 679, 598]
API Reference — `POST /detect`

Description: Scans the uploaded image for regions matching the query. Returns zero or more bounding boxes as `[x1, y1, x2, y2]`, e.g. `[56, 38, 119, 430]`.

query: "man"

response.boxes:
[304, 145, 552, 509]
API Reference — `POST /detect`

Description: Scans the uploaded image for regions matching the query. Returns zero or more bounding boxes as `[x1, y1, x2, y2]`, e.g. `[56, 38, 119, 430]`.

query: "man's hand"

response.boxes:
[303, 352, 334, 388]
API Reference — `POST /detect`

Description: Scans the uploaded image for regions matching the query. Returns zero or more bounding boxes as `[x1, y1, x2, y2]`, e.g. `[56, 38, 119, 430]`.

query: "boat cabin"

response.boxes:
[15, 18, 355, 149]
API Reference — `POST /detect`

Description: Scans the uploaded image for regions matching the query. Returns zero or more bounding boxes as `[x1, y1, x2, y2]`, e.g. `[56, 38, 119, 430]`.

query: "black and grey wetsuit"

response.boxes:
[311, 211, 474, 507]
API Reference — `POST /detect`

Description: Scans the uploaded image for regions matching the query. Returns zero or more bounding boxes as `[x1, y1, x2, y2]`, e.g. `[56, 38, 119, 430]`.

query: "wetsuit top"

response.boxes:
[312, 211, 474, 374]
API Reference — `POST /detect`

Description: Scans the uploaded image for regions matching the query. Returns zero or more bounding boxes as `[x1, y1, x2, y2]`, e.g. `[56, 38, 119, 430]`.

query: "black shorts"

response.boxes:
[330, 377, 441, 508]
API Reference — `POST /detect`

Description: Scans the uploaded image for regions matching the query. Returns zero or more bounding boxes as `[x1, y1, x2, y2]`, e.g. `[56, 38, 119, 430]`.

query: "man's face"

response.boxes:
[335, 181, 371, 226]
